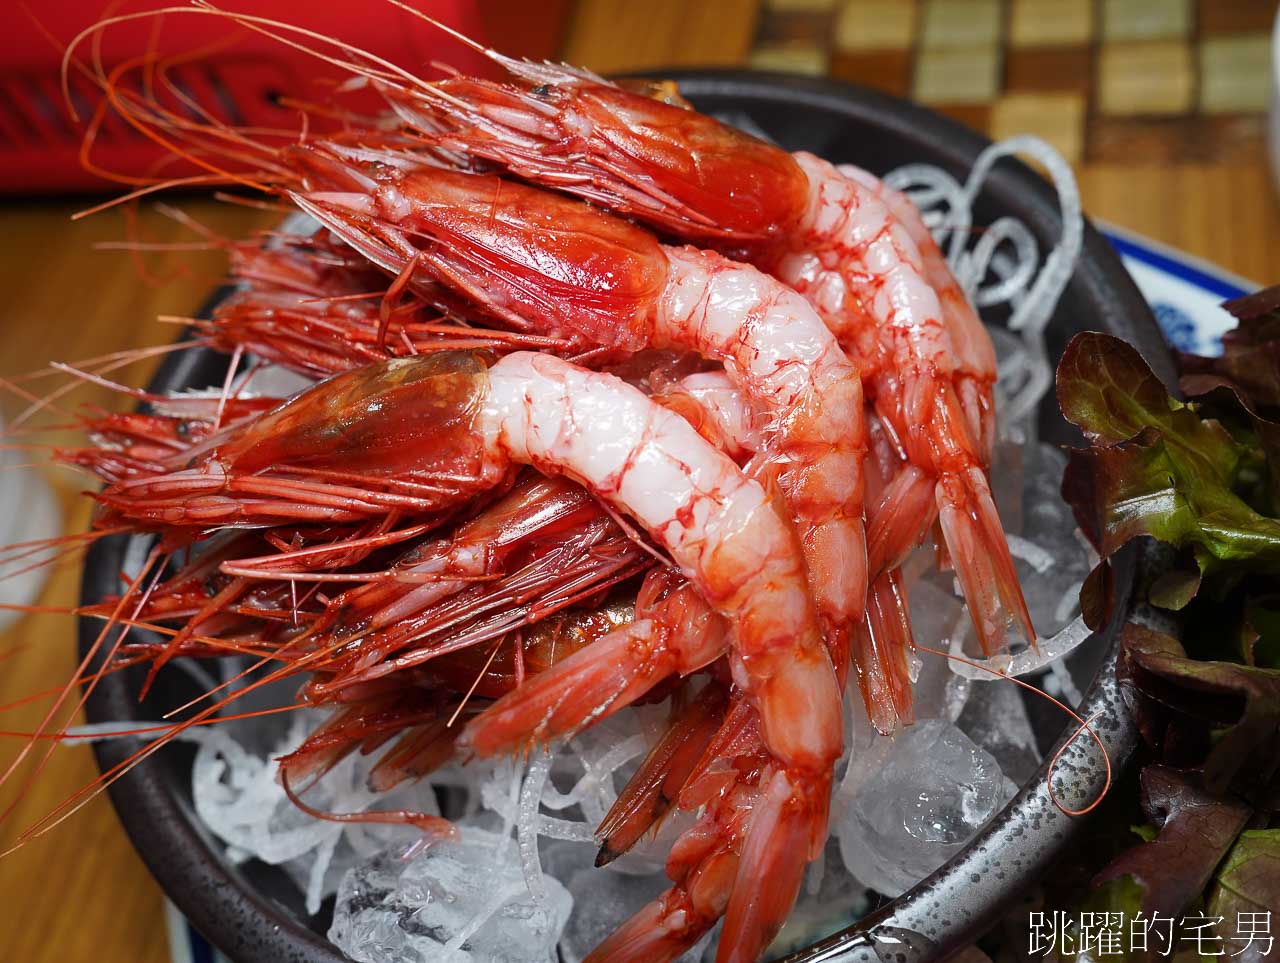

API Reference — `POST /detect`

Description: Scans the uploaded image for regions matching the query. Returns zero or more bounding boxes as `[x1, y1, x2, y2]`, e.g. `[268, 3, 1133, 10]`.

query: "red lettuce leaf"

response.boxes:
[1058, 332, 1241, 471]
[1061, 425, 1280, 573]
[1092, 766, 1251, 918]
[1119, 626, 1280, 803]
[1058, 333, 1280, 610]
[1206, 830, 1280, 963]
[1177, 374, 1280, 513]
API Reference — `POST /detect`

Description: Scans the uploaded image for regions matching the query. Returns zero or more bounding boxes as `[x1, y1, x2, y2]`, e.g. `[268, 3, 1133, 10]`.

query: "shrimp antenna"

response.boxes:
[62, 5, 410, 118]
[377, 0, 611, 87]
[3, 613, 375, 850]
[185, 1, 431, 95]
[0, 703, 306, 743]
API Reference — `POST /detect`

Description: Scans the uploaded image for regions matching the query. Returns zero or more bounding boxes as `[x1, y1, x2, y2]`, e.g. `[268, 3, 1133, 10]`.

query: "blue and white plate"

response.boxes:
[163, 227, 1259, 963]
[1100, 222, 1256, 357]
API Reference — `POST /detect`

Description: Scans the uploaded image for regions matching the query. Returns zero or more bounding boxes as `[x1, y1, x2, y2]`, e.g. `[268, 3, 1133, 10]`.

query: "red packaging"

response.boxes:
[1, 1, 498, 194]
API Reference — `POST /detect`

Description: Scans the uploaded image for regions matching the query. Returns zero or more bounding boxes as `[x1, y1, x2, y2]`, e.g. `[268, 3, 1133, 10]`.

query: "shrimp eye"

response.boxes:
[531, 84, 553, 98]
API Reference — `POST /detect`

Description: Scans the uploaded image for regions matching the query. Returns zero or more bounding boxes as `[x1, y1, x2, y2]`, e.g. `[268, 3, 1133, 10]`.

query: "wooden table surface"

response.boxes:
[2, 4, 1279, 961]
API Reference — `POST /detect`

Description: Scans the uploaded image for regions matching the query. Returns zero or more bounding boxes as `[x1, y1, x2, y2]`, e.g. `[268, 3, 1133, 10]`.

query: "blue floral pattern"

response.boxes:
[1152, 302, 1200, 353]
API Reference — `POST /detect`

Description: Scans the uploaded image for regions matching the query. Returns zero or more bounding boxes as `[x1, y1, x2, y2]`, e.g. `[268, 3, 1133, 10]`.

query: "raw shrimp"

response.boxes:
[62, 368, 656, 706]
[476, 350, 841, 782]
[423, 597, 637, 702]
[461, 566, 728, 756]
[301, 349, 841, 962]
[393, 58, 1031, 653]
[460, 369, 908, 959]
[589, 697, 808, 963]
[656, 370, 763, 463]
[205, 232, 571, 378]
[283, 146, 867, 645]
[70, 380, 698, 718]
[662, 372, 915, 729]
[298, 473, 652, 696]
[278, 599, 638, 794]
[64, 346, 843, 917]
[89, 351, 496, 530]
[105, 347, 842, 779]
[39, 13, 1020, 960]
[837, 163, 998, 463]
[65, 9, 869, 700]
[464, 368, 915, 747]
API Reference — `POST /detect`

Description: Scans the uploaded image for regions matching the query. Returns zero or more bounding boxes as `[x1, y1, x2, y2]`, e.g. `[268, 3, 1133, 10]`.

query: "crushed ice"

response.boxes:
[328, 825, 572, 963]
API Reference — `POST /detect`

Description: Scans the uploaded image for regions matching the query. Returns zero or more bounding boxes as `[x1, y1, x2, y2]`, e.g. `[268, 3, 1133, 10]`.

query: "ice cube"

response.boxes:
[908, 573, 966, 646]
[279, 754, 433, 912]
[833, 686, 894, 817]
[988, 437, 1027, 537]
[908, 581, 971, 720]
[835, 719, 1014, 896]
[329, 825, 572, 963]
[956, 681, 1042, 785]
[186, 707, 440, 915]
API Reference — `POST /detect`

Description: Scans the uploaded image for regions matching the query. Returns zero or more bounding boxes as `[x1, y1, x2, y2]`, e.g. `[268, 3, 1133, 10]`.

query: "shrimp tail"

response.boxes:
[852, 570, 916, 734]
[937, 465, 1035, 654]
[866, 464, 938, 575]
[595, 682, 728, 866]
[718, 768, 829, 963]
[583, 884, 724, 963]
[589, 799, 742, 963]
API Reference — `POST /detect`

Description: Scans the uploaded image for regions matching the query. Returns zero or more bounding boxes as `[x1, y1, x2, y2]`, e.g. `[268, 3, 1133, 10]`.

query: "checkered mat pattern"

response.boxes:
[749, 0, 1275, 165]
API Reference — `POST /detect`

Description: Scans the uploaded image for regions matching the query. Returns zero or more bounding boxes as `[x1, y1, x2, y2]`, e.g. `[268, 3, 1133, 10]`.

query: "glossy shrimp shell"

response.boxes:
[836, 162, 998, 462]
[479, 351, 841, 777]
[288, 149, 867, 639]
[159, 348, 843, 779]
[391, 71, 1031, 653]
